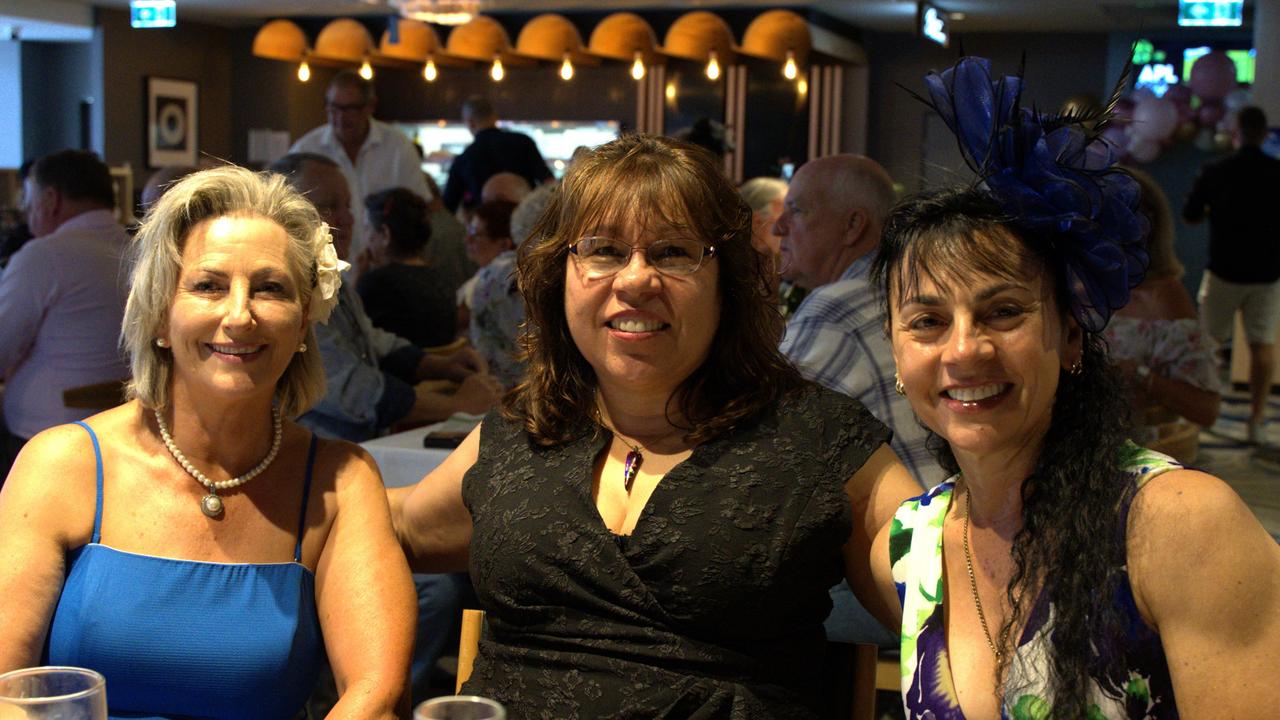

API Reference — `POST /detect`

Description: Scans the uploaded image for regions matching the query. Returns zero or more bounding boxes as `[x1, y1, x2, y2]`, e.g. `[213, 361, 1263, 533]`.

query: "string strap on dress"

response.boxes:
[295, 434, 318, 563]
[72, 421, 104, 544]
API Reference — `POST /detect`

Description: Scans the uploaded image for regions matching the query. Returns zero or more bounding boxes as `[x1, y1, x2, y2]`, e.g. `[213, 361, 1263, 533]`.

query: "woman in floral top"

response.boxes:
[866, 57, 1280, 720]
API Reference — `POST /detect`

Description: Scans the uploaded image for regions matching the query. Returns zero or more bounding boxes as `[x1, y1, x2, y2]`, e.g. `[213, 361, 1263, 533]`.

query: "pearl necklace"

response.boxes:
[154, 406, 283, 517]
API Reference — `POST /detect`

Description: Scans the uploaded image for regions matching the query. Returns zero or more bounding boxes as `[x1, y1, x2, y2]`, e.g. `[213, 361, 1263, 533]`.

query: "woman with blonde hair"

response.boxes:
[0, 166, 414, 719]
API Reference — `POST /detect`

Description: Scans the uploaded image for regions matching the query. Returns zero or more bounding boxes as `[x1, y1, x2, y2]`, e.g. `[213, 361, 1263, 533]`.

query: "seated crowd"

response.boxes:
[0, 57, 1277, 720]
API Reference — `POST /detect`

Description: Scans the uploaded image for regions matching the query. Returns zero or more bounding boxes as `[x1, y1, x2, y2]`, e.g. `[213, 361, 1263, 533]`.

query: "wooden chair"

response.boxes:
[455, 608, 485, 693]
[455, 609, 901, 719]
[62, 379, 128, 410]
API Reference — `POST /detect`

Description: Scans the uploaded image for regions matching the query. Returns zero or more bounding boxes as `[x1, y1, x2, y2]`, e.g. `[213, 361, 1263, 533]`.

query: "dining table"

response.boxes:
[360, 413, 482, 488]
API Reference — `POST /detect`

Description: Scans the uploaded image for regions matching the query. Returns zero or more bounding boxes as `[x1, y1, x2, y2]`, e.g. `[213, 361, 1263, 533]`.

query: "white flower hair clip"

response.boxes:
[309, 222, 350, 324]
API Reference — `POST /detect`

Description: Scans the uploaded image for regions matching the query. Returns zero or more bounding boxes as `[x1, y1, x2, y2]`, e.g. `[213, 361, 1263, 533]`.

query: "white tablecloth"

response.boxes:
[360, 414, 481, 488]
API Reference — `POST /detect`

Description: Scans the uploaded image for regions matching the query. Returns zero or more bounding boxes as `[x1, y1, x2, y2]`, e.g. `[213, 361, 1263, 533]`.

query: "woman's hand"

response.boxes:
[314, 443, 417, 720]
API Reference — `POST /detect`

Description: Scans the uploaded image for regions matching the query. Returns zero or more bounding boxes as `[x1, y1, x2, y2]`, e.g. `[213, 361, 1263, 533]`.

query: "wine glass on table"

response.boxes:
[0, 666, 107, 719]
[414, 695, 506, 720]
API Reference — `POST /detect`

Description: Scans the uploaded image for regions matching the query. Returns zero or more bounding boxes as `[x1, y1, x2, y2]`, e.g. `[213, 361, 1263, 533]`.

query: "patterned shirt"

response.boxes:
[780, 254, 945, 488]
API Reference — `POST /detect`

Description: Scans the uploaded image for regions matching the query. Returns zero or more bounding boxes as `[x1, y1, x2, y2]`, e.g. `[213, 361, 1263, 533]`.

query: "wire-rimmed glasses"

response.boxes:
[568, 236, 716, 280]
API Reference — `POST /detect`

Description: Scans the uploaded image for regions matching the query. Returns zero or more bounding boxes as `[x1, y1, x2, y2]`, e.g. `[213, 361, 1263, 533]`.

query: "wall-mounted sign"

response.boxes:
[919, 2, 949, 47]
[1178, 0, 1243, 27]
[130, 0, 176, 29]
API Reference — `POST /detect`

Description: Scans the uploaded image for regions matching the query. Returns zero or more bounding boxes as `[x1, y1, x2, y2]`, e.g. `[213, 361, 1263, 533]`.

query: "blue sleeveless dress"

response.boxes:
[45, 422, 325, 720]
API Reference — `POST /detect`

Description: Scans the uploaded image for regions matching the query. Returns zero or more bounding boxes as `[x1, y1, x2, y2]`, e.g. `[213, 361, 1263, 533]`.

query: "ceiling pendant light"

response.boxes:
[423, 56, 438, 82]
[559, 53, 574, 81]
[783, 49, 797, 80]
[630, 51, 645, 81]
[490, 55, 504, 81]
[391, 0, 479, 26]
[358, 56, 374, 80]
[705, 50, 721, 81]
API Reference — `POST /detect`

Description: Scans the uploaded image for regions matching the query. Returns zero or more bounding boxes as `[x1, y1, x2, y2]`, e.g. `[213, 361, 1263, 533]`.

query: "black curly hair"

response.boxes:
[872, 185, 1138, 717]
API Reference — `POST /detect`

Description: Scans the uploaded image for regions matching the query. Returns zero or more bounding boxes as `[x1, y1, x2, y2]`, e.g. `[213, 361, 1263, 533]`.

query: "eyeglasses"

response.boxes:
[568, 236, 716, 279]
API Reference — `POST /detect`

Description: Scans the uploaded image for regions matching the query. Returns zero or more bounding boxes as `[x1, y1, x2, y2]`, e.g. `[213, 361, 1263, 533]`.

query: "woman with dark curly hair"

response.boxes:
[391, 134, 918, 718]
[868, 57, 1280, 719]
[357, 187, 457, 348]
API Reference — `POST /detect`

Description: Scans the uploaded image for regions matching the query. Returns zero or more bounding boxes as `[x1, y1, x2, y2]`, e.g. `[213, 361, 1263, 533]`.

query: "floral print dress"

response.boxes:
[890, 444, 1182, 719]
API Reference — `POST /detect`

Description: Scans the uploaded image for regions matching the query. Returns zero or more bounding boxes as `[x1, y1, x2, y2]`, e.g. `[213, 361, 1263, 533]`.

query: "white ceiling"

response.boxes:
[0, 0, 1246, 40]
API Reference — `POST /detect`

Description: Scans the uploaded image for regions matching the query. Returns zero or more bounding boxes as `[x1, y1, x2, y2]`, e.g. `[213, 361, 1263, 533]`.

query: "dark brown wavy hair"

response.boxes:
[504, 134, 805, 446]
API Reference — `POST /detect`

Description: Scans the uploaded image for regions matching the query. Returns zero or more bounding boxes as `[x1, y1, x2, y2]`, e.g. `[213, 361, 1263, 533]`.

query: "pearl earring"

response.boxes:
[155, 338, 170, 348]
[297, 342, 307, 353]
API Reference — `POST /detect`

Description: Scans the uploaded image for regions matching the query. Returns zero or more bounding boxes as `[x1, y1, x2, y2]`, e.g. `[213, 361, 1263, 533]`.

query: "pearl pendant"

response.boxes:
[201, 493, 224, 517]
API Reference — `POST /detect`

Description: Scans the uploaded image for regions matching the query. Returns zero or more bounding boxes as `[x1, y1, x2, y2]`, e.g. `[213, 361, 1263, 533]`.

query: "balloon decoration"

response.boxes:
[1074, 49, 1253, 165]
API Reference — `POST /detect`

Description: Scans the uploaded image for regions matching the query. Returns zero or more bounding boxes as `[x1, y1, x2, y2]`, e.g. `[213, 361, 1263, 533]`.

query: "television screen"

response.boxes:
[1183, 46, 1256, 85]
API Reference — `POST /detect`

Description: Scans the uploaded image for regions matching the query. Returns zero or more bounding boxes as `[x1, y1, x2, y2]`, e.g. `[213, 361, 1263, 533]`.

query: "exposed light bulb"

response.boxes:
[783, 50, 797, 80]
[423, 57, 438, 82]
[630, 51, 646, 81]
[559, 53, 574, 81]
[705, 51, 720, 81]
[665, 82, 676, 102]
[490, 56, 504, 82]
[297, 58, 311, 82]
[797, 78, 808, 97]
[358, 57, 374, 80]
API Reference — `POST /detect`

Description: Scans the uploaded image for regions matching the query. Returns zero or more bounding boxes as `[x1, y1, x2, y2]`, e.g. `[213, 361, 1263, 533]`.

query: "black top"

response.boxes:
[355, 263, 457, 348]
[442, 127, 553, 212]
[1182, 146, 1280, 283]
[460, 385, 892, 719]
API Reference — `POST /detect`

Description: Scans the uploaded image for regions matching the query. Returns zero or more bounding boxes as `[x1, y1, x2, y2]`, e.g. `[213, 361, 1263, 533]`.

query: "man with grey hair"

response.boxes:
[0, 150, 130, 477]
[774, 154, 944, 647]
[442, 95, 551, 213]
[269, 152, 500, 443]
[290, 70, 429, 256]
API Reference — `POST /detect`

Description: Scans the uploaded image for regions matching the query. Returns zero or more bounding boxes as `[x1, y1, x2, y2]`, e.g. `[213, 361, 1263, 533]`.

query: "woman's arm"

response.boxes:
[1128, 468, 1280, 715]
[314, 445, 417, 720]
[1143, 371, 1221, 428]
[389, 423, 481, 573]
[0, 425, 97, 671]
[842, 444, 918, 630]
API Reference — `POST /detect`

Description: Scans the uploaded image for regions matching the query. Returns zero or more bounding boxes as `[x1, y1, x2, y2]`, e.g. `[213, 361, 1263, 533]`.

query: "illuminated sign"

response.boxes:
[919, 2, 949, 47]
[1178, 0, 1243, 27]
[130, 0, 176, 28]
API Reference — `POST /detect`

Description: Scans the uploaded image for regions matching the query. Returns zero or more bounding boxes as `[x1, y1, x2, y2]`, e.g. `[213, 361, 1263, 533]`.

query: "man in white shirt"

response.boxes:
[0, 150, 130, 477]
[290, 70, 430, 258]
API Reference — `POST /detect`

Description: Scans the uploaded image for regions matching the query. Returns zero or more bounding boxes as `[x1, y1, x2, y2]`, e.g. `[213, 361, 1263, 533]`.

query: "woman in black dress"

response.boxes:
[392, 135, 918, 719]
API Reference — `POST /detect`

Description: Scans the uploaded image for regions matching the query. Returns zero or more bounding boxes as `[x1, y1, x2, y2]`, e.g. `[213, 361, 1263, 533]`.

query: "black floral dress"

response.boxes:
[460, 385, 891, 719]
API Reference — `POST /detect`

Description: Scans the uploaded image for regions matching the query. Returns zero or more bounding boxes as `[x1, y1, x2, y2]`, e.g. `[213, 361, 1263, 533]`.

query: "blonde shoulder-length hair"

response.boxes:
[122, 165, 326, 417]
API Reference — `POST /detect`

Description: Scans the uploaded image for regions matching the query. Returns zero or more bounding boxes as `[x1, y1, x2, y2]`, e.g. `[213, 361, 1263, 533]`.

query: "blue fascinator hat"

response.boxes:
[913, 56, 1149, 333]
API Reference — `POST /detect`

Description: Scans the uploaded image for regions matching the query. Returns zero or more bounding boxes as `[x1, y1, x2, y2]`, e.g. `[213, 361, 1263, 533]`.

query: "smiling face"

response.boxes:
[162, 215, 308, 405]
[888, 228, 1081, 465]
[326, 82, 373, 148]
[564, 211, 721, 400]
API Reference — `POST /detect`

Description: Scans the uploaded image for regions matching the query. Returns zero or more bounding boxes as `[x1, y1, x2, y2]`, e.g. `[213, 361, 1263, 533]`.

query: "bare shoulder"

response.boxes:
[1128, 467, 1250, 541]
[1127, 467, 1275, 620]
[307, 434, 384, 497]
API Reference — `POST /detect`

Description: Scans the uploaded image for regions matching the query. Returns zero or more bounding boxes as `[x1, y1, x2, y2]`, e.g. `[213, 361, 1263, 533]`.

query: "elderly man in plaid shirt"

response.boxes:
[775, 154, 945, 646]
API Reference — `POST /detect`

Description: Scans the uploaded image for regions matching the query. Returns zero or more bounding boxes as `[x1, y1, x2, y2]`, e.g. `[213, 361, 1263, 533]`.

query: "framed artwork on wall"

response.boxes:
[146, 76, 198, 168]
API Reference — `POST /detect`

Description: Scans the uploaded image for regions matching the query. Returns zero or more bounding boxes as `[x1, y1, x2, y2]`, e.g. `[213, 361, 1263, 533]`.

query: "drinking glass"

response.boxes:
[413, 695, 506, 720]
[0, 666, 106, 720]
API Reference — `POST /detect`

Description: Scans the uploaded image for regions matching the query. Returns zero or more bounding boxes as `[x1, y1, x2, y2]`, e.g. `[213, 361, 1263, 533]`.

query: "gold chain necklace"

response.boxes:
[962, 485, 1010, 660]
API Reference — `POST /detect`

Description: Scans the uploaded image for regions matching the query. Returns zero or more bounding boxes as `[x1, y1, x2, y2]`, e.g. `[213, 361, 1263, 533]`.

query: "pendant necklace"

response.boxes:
[154, 406, 283, 517]
[613, 434, 643, 494]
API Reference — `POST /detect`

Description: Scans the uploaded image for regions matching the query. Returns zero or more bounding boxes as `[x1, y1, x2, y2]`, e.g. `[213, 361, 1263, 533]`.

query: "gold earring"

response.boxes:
[155, 338, 170, 348]
[1068, 358, 1083, 376]
[894, 373, 906, 396]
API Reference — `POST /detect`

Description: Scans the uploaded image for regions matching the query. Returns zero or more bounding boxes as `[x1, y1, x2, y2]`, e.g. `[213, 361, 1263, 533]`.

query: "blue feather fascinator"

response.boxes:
[913, 56, 1149, 333]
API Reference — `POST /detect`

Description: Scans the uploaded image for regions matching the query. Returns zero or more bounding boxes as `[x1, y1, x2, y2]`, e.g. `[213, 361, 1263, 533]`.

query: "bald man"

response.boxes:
[774, 156, 945, 645]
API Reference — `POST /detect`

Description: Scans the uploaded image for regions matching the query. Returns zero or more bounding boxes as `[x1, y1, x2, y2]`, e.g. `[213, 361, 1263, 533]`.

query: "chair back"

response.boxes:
[455, 608, 485, 693]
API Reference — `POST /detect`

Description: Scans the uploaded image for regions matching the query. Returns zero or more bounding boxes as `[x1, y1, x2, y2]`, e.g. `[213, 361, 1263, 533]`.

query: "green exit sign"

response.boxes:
[1178, 0, 1243, 27]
